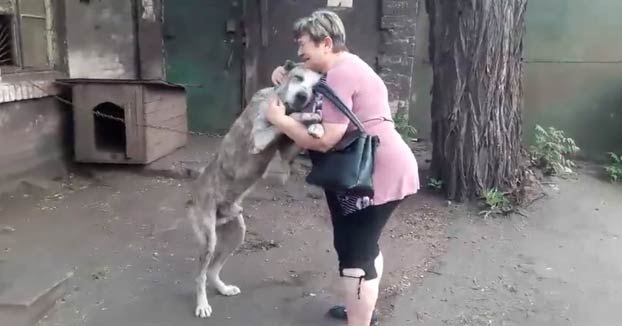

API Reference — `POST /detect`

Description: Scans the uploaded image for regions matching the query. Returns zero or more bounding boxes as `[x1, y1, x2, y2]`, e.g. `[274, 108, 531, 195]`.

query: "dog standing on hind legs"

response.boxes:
[187, 60, 324, 318]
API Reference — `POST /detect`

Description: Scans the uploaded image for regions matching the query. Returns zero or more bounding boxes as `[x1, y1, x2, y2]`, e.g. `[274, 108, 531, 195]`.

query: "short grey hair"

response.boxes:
[293, 10, 347, 52]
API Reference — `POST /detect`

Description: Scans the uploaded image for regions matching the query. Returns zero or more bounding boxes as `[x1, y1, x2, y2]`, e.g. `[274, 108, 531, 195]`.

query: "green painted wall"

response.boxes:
[411, 0, 622, 160]
[162, 0, 243, 134]
[523, 0, 622, 160]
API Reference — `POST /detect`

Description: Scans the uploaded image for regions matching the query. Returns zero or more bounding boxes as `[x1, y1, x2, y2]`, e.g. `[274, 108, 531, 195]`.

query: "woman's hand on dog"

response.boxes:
[271, 66, 286, 85]
[266, 95, 286, 125]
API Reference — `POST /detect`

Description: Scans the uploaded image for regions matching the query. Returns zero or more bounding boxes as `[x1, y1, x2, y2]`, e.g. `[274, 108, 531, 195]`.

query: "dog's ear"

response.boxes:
[283, 59, 297, 72]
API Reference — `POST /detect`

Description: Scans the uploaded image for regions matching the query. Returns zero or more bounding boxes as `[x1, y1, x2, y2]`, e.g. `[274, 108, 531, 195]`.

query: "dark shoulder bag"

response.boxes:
[305, 81, 380, 197]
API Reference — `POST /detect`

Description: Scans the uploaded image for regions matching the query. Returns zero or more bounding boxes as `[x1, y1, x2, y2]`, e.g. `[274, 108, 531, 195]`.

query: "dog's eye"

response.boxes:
[293, 75, 304, 82]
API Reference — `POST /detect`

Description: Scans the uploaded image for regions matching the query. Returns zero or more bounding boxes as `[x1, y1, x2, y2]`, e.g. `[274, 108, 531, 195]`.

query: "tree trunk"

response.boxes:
[425, 0, 527, 201]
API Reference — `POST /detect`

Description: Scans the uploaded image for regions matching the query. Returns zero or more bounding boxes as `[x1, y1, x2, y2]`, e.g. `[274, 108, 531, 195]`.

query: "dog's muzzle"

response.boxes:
[294, 92, 309, 108]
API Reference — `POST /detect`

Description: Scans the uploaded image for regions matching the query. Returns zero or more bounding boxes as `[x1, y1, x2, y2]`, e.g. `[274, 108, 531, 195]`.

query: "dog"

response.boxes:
[187, 60, 323, 318]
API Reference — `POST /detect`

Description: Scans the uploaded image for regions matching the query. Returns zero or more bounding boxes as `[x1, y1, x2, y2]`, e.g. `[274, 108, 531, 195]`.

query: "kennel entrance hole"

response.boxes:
[93, 102, 127, 153]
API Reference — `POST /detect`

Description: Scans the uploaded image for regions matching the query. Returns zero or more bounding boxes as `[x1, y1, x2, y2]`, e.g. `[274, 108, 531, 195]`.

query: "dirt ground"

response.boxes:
[388, 165, 622, 326]
[2, 137, 621, 326]
[0, 141, 448, 326]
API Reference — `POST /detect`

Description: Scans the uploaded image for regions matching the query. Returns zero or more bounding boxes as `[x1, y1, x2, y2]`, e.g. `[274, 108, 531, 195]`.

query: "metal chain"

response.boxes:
[90, 109, 223, 137]
[26, 81, 224, 138]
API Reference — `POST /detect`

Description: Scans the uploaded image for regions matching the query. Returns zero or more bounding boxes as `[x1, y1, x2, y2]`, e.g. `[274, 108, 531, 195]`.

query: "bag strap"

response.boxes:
[314, 80, 367, 133]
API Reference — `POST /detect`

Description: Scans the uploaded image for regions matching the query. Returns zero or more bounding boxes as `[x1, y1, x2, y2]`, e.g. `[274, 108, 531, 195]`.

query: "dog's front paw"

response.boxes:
[218, 284, 241, 296]
[195, 301, 213, 318]
[307, 123, 325, 138]
[290, 112, 322, 125]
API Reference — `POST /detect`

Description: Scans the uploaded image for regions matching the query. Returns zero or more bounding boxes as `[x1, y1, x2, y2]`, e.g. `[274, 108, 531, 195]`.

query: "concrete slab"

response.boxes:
[0, 266, 72, 326]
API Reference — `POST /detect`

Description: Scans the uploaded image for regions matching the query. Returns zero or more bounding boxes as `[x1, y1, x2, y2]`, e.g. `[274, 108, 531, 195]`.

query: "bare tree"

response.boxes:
[425, 0, 528, 201]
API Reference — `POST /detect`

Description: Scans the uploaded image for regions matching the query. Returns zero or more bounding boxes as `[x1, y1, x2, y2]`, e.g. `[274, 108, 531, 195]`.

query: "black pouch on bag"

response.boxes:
[305, 81, 379, 197]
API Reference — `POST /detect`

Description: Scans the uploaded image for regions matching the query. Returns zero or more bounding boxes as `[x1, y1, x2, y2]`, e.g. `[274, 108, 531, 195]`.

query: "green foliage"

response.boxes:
[479, 187, 511, 218]
[530, 125, 580, 176]
[427, 177, 443, 191]
[394, 111, 418, 141]
[605, 152, 622, 182]
[482, 188, 509, 210]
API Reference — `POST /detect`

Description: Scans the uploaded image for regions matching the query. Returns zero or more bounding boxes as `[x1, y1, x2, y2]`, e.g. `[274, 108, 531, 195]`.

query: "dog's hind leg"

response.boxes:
[207, 211, 246, 296]
[194, 208, 217, 318]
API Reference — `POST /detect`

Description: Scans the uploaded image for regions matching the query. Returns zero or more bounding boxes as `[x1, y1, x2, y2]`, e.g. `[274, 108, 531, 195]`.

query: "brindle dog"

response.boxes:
[188, 60, 323, 318]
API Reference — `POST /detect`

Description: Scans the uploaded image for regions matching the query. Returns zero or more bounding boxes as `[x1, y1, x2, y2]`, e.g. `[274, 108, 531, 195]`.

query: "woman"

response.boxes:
[265, 10, 420, 326]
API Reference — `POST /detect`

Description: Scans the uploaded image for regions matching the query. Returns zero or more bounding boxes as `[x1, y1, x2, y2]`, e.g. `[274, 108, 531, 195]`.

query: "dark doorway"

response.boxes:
[93, 102, 126, 154]
[243, 1, 381, 99]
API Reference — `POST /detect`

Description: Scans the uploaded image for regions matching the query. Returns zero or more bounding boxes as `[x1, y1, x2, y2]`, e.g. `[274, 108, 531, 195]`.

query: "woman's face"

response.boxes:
[296, 33, 331, 73]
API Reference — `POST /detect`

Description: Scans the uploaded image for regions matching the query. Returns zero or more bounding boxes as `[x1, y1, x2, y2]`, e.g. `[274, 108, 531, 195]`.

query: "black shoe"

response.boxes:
[327, 305, 378, 325]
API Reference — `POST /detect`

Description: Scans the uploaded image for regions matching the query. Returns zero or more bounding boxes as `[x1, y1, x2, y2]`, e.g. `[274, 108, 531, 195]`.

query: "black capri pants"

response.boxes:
[324, 190, 401, 281]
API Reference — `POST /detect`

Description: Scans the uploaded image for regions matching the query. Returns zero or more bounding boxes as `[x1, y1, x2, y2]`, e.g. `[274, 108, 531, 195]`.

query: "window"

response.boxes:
[0, 14, 15, 66]
[0, 0, 52, 73]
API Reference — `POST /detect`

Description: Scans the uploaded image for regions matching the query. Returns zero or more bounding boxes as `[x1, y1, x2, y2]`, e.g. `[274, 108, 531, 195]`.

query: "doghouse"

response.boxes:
[58, 79, 188, 164]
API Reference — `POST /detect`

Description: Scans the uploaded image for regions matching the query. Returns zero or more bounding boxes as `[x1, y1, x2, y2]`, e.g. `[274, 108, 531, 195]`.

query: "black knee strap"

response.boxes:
[339, 259, 378, 281]
[340, 274, 366, 299]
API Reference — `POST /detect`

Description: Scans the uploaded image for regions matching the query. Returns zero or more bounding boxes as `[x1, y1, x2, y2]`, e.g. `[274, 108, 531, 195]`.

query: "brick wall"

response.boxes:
[0, 97, 70, 192]
[378, 0, 419, 117]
